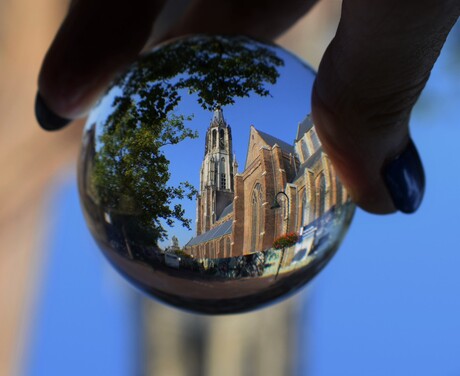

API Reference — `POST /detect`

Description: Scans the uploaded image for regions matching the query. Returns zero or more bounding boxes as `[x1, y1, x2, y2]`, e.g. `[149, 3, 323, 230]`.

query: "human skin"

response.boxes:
[35, 0, 460, 214]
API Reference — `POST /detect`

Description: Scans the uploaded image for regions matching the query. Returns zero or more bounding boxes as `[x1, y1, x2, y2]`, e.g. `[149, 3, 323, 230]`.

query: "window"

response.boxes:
[301, 190, 307, 226]
[251, 183, 263, 251]
[316, 174, 327, 217]
[219, 238, 224, 258]
[311, 130, 321, 151]
[301, 139, 309, 160]
[220, 173, 226, 189]
[220, 157, 226, 171]
[220, 158, 226, 189]
[209, 157, 215, 185]
[219, 129, 225, 149]
[225, 237, 231, 257]
[212, 129, 217, 149]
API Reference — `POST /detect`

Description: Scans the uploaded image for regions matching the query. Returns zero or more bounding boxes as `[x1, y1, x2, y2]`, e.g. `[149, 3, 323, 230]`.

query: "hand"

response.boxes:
[35, 0, 460, 214]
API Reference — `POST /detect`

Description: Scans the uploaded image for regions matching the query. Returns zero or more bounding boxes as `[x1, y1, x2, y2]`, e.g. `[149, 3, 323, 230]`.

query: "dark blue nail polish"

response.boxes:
[383, 140, 425, 214]
[35, 92, 71, 131]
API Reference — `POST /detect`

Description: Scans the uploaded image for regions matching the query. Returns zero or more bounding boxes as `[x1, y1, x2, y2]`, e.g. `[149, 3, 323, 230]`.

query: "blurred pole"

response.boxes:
[144, 298, 301, 376]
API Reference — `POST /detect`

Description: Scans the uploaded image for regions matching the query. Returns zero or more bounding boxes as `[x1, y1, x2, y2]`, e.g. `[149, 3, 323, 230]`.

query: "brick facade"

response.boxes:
[184, 113, 348, 259]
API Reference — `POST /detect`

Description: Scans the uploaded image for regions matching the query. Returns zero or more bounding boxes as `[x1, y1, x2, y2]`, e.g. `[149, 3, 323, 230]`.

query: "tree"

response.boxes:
[91, 36, 284, 243]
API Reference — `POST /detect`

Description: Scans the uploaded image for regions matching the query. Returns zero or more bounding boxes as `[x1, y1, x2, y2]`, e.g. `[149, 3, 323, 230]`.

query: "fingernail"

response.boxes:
[35, 92, 71, 131]
[383, 140, 425, 214]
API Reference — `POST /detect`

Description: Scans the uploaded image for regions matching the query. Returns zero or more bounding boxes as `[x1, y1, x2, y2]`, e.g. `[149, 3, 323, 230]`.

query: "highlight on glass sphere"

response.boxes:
[78, 35, 355, 314]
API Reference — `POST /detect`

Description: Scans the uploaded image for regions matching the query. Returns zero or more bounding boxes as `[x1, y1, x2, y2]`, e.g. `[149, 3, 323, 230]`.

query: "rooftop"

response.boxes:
[185, 220, 232, 247]
[295, 115, 314, 141]
[217, 203, 233, 221]
[256, 129, 294, 154]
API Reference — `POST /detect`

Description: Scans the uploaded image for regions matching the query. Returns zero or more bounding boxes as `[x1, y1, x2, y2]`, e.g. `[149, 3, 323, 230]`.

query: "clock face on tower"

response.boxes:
[78, 35, 355, 313]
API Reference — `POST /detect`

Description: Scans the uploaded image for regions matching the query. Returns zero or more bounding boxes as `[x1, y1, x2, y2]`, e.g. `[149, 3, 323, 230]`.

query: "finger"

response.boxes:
[36, 0, 166, 131]
[312, 0, 459, 214]
[148, 0, 319, 46]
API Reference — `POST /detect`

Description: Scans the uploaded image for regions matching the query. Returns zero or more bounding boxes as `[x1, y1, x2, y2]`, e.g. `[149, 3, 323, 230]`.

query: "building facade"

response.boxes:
[184, 109, 347, 258]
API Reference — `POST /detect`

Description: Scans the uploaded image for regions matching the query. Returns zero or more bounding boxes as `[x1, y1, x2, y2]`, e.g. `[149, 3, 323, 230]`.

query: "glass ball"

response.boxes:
[78, 35, 355, 314]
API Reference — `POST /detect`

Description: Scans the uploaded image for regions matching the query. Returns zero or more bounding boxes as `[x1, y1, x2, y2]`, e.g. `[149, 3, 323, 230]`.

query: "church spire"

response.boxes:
[210, 107, 226, 128]
[204, 107, 232, 157]
[196, 108, 236, 235]
[202, 108, 234, 187]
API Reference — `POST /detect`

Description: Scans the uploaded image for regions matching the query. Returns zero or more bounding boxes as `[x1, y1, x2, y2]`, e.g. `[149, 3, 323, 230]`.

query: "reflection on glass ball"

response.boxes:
[78, 35, 355, 314]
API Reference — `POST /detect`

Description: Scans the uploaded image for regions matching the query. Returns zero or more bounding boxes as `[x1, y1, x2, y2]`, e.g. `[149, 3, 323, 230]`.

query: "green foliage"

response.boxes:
[92, 103, 198, 241]
[113, 36, 284, 112]
[91, 36, 284, 243]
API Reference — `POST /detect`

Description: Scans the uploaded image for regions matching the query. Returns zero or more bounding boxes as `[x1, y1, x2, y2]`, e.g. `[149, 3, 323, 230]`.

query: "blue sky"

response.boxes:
[26, 25, 460, 376]
[300, 23, 460, 376]
[24, 179, 143, 376]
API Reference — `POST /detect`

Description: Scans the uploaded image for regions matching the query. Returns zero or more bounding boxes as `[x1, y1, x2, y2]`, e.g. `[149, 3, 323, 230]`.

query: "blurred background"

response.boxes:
[0, 1, 459, 375]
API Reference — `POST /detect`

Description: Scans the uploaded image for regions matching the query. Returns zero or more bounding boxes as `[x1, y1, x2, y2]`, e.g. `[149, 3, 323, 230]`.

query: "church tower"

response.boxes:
[196, 108, 236, 235]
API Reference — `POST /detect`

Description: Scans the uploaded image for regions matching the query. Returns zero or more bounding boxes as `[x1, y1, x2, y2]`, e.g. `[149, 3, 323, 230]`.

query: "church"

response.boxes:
[184, 108, 347, 258]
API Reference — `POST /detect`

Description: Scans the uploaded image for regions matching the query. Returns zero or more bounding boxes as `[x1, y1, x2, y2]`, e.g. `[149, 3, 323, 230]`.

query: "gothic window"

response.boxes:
[258, 187, 264, 234]
[220, 157, 226, 189]
[219, 238, 224, 258]
[225, 237, 231, 257]
[301, 138, 309, 160]
[210, 157, 215, 185]
[209, 242, 214, 258]
[219, 129, 225, 149]
[220, 157, 225, 171]
[251, 183, 263, 251]
[220, 173, 226, 189]
[304, 187, 311, 225]
[301, 189, 307, 227]
[316, 173, 327, 217]
[311, 130, 321, 151]
[212, 129, 217, 149]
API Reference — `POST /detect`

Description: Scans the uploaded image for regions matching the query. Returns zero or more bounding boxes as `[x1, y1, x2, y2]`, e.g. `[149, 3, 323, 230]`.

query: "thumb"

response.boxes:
[312, 0, 459, 214]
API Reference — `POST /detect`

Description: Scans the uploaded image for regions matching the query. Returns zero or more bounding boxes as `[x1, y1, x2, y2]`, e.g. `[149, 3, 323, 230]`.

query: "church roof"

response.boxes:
[185, 220, 232, 247]
[217, 203, 233, 221]
[295, 115, 314, 141]
[293, 148, 323, 182]
[256, 129, 294, 154]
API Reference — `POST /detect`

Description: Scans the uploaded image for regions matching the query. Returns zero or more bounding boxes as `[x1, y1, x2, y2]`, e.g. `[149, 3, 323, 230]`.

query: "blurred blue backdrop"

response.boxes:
[25, 22, 459, 376]
[304, 22, 460, 376]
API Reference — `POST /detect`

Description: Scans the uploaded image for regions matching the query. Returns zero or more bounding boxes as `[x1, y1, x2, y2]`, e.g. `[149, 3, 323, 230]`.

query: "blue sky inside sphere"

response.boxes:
[87, 43, 316, 248]
[302, 22, 460, 376]
[162, 47, 315, 247]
